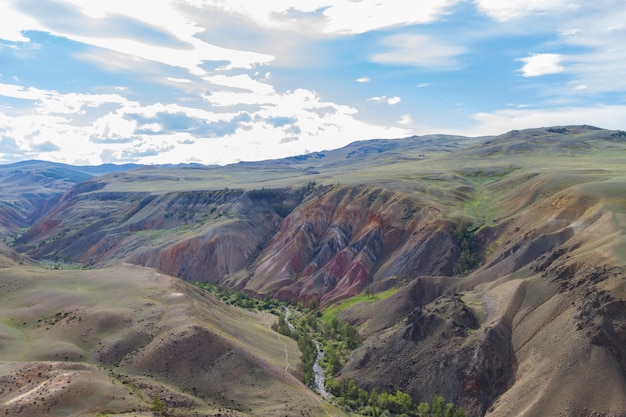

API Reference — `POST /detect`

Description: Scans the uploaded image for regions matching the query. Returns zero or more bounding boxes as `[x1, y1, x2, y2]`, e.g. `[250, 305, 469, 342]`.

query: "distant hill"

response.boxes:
[0, 160, 142, 234]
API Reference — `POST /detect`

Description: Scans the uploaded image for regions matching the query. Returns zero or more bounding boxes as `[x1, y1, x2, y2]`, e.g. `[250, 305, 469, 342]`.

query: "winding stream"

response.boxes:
[284, 306, 295, 333]
[313, 340, 330, 399]
[284, 307, 330, 399]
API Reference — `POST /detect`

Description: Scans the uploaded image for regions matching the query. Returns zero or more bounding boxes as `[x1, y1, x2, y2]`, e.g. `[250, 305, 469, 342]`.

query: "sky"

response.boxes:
[0, 0, 625, 166]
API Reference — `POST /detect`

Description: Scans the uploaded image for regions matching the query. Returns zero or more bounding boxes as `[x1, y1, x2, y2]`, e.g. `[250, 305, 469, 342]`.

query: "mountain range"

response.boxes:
[1, 125, 625, 416]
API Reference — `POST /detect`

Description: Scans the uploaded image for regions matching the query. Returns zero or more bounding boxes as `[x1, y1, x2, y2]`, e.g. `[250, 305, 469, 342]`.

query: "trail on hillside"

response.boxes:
[5, 372, 72, 406]
[276, 332, 291, 374]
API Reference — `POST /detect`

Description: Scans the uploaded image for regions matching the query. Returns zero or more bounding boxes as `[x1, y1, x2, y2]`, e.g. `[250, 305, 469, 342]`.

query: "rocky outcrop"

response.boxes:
[14, 182, 464, 306]
[237, 186, 459, 306]
[338, 182, 626, 416]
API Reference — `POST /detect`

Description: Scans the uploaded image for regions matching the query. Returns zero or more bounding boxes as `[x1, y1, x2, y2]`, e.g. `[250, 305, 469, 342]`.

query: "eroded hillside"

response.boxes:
[2, 125, 626, 416]
[0, 264, 341, 416]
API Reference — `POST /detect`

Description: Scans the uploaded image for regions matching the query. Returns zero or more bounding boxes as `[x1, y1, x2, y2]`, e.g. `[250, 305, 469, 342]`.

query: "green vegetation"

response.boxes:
[452, 221, 481, 276]
[324, 381, 466, 417]
[321, 287, 399, 323]
[293, 180, 320, 202]
[270, 310, 293, 337]
[151, 395, 168, 416]
[247, 181, 321, 217]
[298, 324, 318, 386]
[2, 227, 29, 247]
[194, 281, 285, 312]
[266, 301, 360, 388]
[41, 258, 84, 270]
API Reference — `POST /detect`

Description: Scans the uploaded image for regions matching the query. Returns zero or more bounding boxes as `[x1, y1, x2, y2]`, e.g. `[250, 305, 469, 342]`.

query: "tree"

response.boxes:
[325, 344, 342, 374]
[271, 311, 293, 337]
[417, 401, 430, 417]
[395, 390, 413, 414]
[444, 402, 456, 417]
[431, 395, 444, 417]
[151, 395, 168, 416]
[369, 388, 379, 407]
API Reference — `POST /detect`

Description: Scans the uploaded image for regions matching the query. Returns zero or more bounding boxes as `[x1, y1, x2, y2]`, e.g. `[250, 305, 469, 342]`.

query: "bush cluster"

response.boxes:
[194, 282, 284, 312]
[325, 380, 466, 417]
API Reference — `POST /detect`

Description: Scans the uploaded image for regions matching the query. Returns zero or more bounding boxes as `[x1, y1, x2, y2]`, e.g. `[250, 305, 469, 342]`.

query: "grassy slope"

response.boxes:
[0, 264, 346, 417]
[85, 134, 482, 197]
[321, 288, 399, 323]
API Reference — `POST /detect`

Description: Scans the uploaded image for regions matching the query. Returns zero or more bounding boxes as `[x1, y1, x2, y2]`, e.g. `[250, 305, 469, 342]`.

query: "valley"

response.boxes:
[1, 125, 625, 416]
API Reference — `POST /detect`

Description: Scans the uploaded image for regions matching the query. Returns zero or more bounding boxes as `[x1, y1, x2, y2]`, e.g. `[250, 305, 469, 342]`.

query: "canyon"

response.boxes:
[1, 125, 625, 416]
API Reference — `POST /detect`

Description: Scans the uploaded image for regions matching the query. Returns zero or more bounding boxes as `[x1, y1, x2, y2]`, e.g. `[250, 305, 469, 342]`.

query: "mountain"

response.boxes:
[1, 125, 625, 416]
[0, 160, 141, 235]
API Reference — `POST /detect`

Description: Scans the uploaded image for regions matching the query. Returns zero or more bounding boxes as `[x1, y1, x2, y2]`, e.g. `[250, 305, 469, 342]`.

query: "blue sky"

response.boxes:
[1, 0, 625, 165]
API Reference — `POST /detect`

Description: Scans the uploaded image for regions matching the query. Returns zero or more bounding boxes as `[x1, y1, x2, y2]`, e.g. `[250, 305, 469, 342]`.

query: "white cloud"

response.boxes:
[398, 114, 413, 125]
[71, 33, 272, 75]
[366, 96, 401, 105]
[0, 78, 410, 165]
[474, 0, 579, 22]
[3, 0, 625, 167]
[0, 83, 129, 114]
[0, 83, 45, 101]
[0, 3, 43, 42]
[468, 105, 626, 135]
[319, 0, 459, 34]
[166, 77, 192, 83]
[518, 53, 564, 77]
[4, 0, 274, 74]
[371, 34, 465, 69]
[184, 0, 459, 35]
[203, 74, 275, 96]
[556, 3, 626, 93]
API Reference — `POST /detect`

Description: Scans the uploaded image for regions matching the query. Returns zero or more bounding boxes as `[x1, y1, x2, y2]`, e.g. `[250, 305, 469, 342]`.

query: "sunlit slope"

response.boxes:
[0, 264, 341, 417]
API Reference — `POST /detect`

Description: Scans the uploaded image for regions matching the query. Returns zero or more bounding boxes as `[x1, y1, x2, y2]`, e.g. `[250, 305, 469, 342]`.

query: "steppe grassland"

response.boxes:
[0, 264, 343, 416]
[0, 266, 164, 361]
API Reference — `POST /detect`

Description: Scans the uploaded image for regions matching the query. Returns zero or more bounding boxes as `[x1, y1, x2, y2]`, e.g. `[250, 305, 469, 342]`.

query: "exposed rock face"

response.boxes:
[14, 183, 463, 307]
[242, 186, 458, 306]
[339, 185, 626, 416]
[340, 292, 516, 416]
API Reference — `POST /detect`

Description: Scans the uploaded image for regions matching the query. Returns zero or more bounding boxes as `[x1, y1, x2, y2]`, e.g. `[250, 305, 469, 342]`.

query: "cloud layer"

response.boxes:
[0, 0, 624, 165]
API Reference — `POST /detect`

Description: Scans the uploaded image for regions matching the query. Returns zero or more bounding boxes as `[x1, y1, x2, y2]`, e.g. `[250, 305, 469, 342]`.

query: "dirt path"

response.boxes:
[275, 332, 291, 373]
[4, 380, 49, 406]
[4, 372, 72, 406]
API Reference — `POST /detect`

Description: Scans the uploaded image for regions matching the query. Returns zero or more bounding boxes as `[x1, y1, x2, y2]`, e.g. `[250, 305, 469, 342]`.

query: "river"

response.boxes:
[313, 340, 330, 399]
[284, 307, 330, 399]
